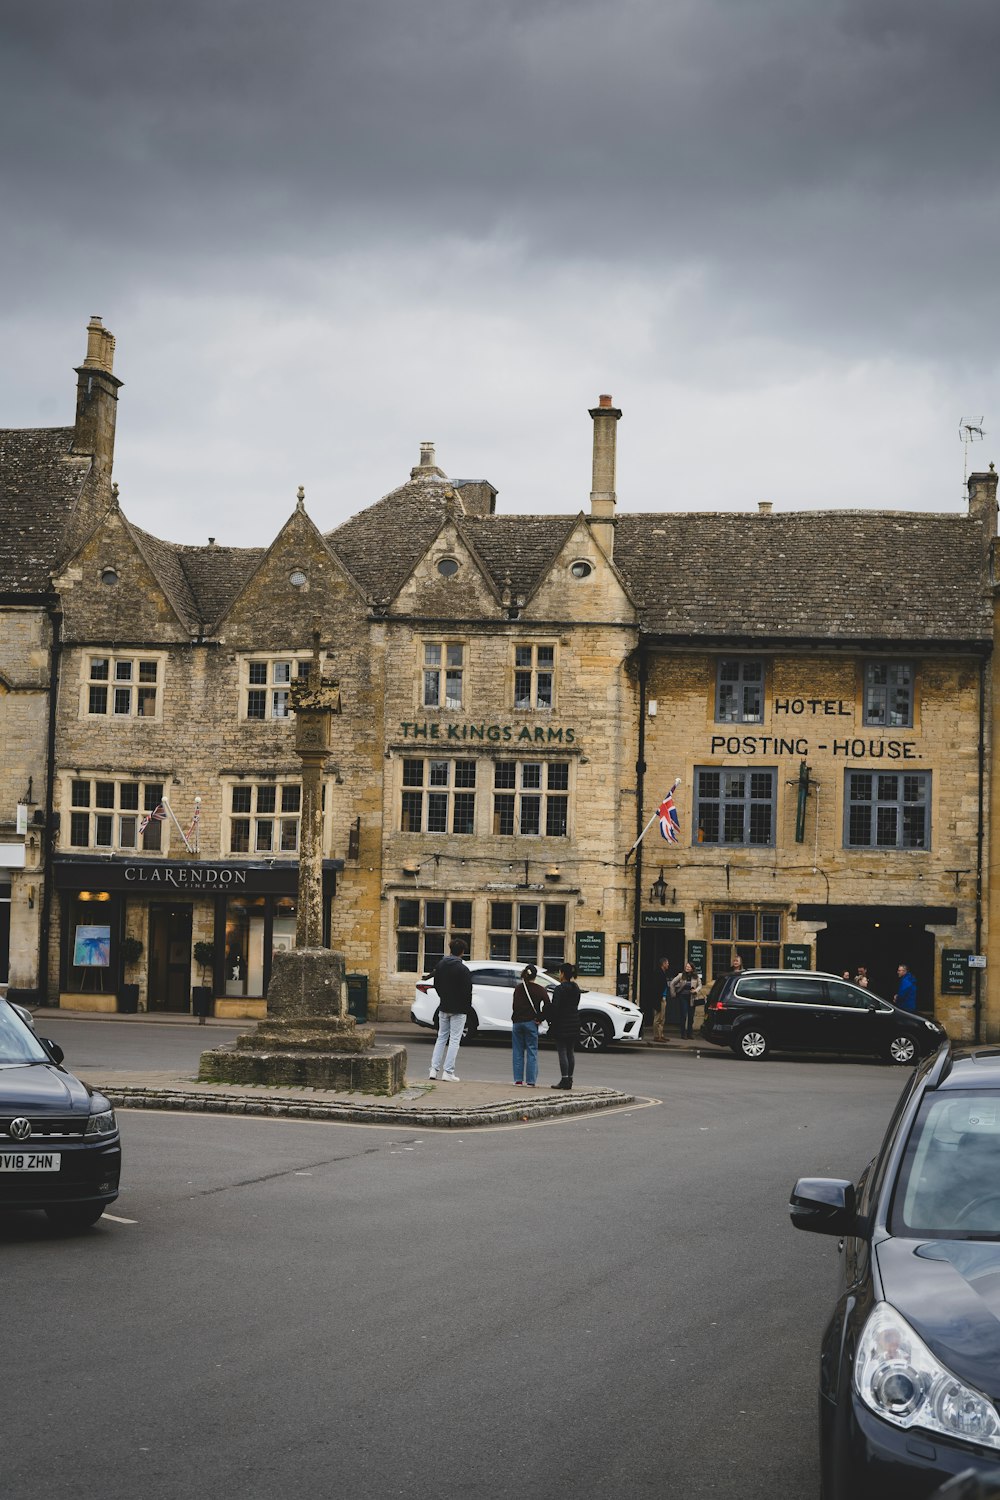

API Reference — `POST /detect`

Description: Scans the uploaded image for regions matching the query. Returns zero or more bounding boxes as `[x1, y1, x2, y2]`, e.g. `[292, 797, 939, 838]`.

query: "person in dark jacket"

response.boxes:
[511, 964, 547, 1086]
[548, 962, 582, 1089]
[429, 939, 473, 1082]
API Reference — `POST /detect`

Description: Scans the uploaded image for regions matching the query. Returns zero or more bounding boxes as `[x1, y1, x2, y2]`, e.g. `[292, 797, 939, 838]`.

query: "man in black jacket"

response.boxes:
[429, 939, 473, 1082]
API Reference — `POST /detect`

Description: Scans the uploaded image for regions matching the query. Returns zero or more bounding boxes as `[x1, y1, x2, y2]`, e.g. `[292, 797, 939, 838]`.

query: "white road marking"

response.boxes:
[101, 1212, 138, 1224]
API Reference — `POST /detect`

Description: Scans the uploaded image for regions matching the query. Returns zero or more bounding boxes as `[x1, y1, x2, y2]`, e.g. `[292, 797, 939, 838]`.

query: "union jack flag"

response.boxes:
[657, 784, 680, 843]
[138, 802, 167, 835]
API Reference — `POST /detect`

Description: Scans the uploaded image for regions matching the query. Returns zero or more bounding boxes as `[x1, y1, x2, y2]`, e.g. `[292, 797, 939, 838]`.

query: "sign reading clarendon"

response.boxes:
[399, 721, 577, 745]
[54, 857, 342, 895]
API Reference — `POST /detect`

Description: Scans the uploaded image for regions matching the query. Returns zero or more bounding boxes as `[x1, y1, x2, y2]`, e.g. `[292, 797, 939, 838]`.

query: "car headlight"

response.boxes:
[85, 1108, 117, 1136]
[606, 1001, 633, 1013]
[855, 1303, 1000, 1450]
[923, 1019, 942, 1031]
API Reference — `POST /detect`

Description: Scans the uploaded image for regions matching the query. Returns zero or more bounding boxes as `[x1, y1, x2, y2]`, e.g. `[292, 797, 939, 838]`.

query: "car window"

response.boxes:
[474, 968, 516, 987]
[773, 977, 827, 1004]
[891, 1091, 1000, 1237]
[0, 1003, 50, 1065]
[706, 977, 728, 1005]
[826, 981, 868, 1010]
[734, 977, 773, 1000]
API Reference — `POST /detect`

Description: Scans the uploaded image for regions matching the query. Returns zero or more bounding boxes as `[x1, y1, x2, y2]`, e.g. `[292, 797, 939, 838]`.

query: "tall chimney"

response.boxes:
[969, 465, 998, 531]
[73, 316, 123, 475]
[589, 393, 622, 558]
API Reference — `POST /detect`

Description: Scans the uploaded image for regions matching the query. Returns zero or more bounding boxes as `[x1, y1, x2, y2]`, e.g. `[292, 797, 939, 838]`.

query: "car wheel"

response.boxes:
[45, 1202, 106, 1231]
[734, 1027, 770, 1060]
[577, 1013, 612, 1052]
[886, 1033, 917, 1065]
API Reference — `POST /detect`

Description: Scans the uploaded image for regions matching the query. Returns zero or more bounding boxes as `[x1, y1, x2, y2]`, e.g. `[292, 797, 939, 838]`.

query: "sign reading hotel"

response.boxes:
[709, 698, 919, 760]
[399, 721, 577, 745]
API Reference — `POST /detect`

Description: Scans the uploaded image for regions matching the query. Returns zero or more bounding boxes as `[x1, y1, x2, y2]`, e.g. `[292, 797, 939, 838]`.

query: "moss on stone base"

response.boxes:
[198, 1043, 407, 1095]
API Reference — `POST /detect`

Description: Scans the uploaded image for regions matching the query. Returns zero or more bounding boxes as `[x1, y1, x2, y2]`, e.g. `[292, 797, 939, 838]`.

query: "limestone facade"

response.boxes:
[1, 320, 999, 1045]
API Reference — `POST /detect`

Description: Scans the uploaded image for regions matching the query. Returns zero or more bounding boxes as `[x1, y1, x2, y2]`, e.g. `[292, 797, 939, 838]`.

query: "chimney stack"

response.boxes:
[589, 393, 622, 558]
[411, 440, 445, 480]
[73, 316, 123, 475]
[969, 465, 998, 531]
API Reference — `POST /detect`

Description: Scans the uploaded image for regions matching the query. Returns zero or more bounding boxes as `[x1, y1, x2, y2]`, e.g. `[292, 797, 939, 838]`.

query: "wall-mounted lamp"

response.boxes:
[402, 862, 420, 878]
[545, 866, 561, 881]
[650, 868, 670, 906]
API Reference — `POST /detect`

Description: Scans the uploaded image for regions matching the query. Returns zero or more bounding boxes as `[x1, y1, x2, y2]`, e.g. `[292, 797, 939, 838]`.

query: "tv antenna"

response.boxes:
[960, 417, 987, 487]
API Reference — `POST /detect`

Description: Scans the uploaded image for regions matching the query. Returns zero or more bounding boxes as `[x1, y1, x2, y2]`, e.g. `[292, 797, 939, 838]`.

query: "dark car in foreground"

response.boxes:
[791, 1044, 1000, 1498]
[700, 968, 945, 1062]
[0, 999, 121, 1230]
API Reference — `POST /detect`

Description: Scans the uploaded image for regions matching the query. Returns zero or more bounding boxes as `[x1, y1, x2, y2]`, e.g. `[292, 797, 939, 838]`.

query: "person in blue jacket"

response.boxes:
[894, 963, 917, 1011]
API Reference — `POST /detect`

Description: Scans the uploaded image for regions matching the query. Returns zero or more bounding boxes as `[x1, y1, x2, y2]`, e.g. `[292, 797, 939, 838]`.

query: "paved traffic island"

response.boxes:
[83, 1070, 637, 1128]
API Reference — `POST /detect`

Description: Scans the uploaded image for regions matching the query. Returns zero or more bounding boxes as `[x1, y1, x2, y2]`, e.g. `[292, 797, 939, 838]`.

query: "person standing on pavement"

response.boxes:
[654, 958, 673, 1042]
[894, 963, 917, 1012]
[548, 962, 582, 1089]
[671, 962, 702, 1040]
[428, 939, 473, 1082]
[854, 966, 870, 989]
[511, 964, 547, 1086]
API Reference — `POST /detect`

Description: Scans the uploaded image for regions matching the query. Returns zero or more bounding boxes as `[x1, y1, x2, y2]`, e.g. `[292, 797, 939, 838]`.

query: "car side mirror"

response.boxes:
[41, 1038, 64, 1066]
[789, 1177, 858, 1237]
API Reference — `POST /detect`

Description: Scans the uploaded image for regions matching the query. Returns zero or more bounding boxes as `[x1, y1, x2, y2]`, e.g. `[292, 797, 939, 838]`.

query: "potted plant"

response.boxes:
[192, 940, 215, 1023]
[119, 935, 143, 1014]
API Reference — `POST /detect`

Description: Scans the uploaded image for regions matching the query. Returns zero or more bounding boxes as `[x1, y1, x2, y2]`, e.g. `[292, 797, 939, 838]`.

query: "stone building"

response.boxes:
[1, 320, 998, 1040]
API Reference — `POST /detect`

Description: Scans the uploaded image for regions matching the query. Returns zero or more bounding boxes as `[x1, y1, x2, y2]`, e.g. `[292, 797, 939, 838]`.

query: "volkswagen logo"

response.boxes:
[9, 1117, 32, 1142]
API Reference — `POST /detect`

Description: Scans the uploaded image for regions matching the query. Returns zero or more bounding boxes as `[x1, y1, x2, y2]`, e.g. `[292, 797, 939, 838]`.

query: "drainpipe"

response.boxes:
[976, 653, 986, 1044]
[632, 648, 648, 1006]
[38, 605, 62, 1004]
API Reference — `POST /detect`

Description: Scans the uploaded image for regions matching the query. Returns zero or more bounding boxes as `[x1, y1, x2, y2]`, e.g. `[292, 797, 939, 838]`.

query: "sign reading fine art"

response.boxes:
[399, 721, 577, 745]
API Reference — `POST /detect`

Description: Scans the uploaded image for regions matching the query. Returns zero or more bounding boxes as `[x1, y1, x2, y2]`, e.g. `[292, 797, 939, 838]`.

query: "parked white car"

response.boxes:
[411, 959, 644, 1051]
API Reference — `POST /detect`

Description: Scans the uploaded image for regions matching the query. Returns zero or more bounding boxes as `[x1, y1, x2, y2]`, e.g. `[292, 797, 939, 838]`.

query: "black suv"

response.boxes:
[700, 969, 945, 1063]
[0, 999, 121, 1230]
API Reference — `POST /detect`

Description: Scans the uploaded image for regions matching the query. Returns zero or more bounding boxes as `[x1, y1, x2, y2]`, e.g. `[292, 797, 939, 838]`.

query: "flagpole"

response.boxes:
[163, 799, 193, 854]
[624, 807, 662, 865]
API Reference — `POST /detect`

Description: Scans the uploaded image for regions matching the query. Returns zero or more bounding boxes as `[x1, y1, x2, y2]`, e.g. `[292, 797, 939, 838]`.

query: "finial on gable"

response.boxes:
[296, 485, 305, 512]
[111, 482, 120, 509]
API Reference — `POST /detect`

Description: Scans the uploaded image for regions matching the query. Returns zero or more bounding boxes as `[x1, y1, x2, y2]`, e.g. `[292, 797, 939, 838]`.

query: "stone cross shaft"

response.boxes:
[290, 637, 341, 949]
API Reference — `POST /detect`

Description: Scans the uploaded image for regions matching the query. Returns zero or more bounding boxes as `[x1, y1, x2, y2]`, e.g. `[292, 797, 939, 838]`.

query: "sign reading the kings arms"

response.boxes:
[399, 721, 577, 745]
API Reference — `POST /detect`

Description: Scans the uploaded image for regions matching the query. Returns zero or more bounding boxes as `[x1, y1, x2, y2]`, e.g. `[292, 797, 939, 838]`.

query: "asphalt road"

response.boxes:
[4, 1021, 909, 1500]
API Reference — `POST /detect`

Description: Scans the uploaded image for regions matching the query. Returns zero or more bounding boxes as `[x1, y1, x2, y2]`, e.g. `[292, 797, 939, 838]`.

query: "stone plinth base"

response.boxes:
[266, 948, 347, 1019]
[197, 1044, 407, 1095]
[235, 1017, 375, 1053]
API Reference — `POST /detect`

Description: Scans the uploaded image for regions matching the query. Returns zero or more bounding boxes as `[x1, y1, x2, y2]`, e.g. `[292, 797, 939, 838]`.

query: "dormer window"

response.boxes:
[569, 560, 592, 579]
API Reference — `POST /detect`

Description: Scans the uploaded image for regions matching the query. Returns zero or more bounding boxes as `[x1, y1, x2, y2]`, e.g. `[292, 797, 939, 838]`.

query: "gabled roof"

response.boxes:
[0, 427, 92, 593]
[173, 543, 267, 631]
[325, 472, 457, 603]
[461, 514, 576, 605]
[613, 509, 992, 644]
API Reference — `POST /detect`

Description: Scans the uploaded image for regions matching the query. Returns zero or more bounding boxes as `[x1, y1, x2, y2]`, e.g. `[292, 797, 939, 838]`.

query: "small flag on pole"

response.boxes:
[138, 802, 167, 835]
[657, 784, 680, 844]
[184, 796, 202, 843]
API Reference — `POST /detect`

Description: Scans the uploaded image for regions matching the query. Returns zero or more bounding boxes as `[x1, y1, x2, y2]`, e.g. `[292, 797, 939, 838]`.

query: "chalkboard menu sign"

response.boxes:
[687, 939, 708, 979]
[941, 949, 972, 996]
[575, 930, 606, 977]
[783, 944, 812, 971]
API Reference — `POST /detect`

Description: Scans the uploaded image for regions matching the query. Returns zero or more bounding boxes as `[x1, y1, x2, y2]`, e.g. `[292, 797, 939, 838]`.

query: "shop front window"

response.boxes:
[272, 897, 297, 953]
[66, 891, 114, 992]
[225, 896, 267, 996]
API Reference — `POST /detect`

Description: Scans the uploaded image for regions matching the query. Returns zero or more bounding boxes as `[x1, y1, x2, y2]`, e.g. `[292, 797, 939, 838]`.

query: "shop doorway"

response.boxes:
[148, 905, 193, 1013]
[639, 929, 686, 1026]
[816, 918, 935, 1013]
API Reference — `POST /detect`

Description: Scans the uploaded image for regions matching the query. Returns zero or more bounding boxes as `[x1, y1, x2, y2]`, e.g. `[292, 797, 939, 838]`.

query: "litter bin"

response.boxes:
[192, 985, 213, 1022]
[346, 973, 368, 1022]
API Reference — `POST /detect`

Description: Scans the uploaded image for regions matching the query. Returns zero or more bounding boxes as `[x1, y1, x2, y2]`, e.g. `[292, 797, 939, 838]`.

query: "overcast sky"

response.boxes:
[2, 0, 998, 545]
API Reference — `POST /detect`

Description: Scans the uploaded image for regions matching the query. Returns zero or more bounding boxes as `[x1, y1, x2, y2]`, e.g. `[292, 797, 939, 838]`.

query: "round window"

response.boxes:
[437, 557, 460, 578]
[569, 560, 593, 579]
[100, 567, 119, 587]
[289, 569, 307, 587]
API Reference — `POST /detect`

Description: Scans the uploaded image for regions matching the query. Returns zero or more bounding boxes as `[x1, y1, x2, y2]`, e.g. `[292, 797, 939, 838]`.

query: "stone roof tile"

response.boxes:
[0, 427, 91, 593]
